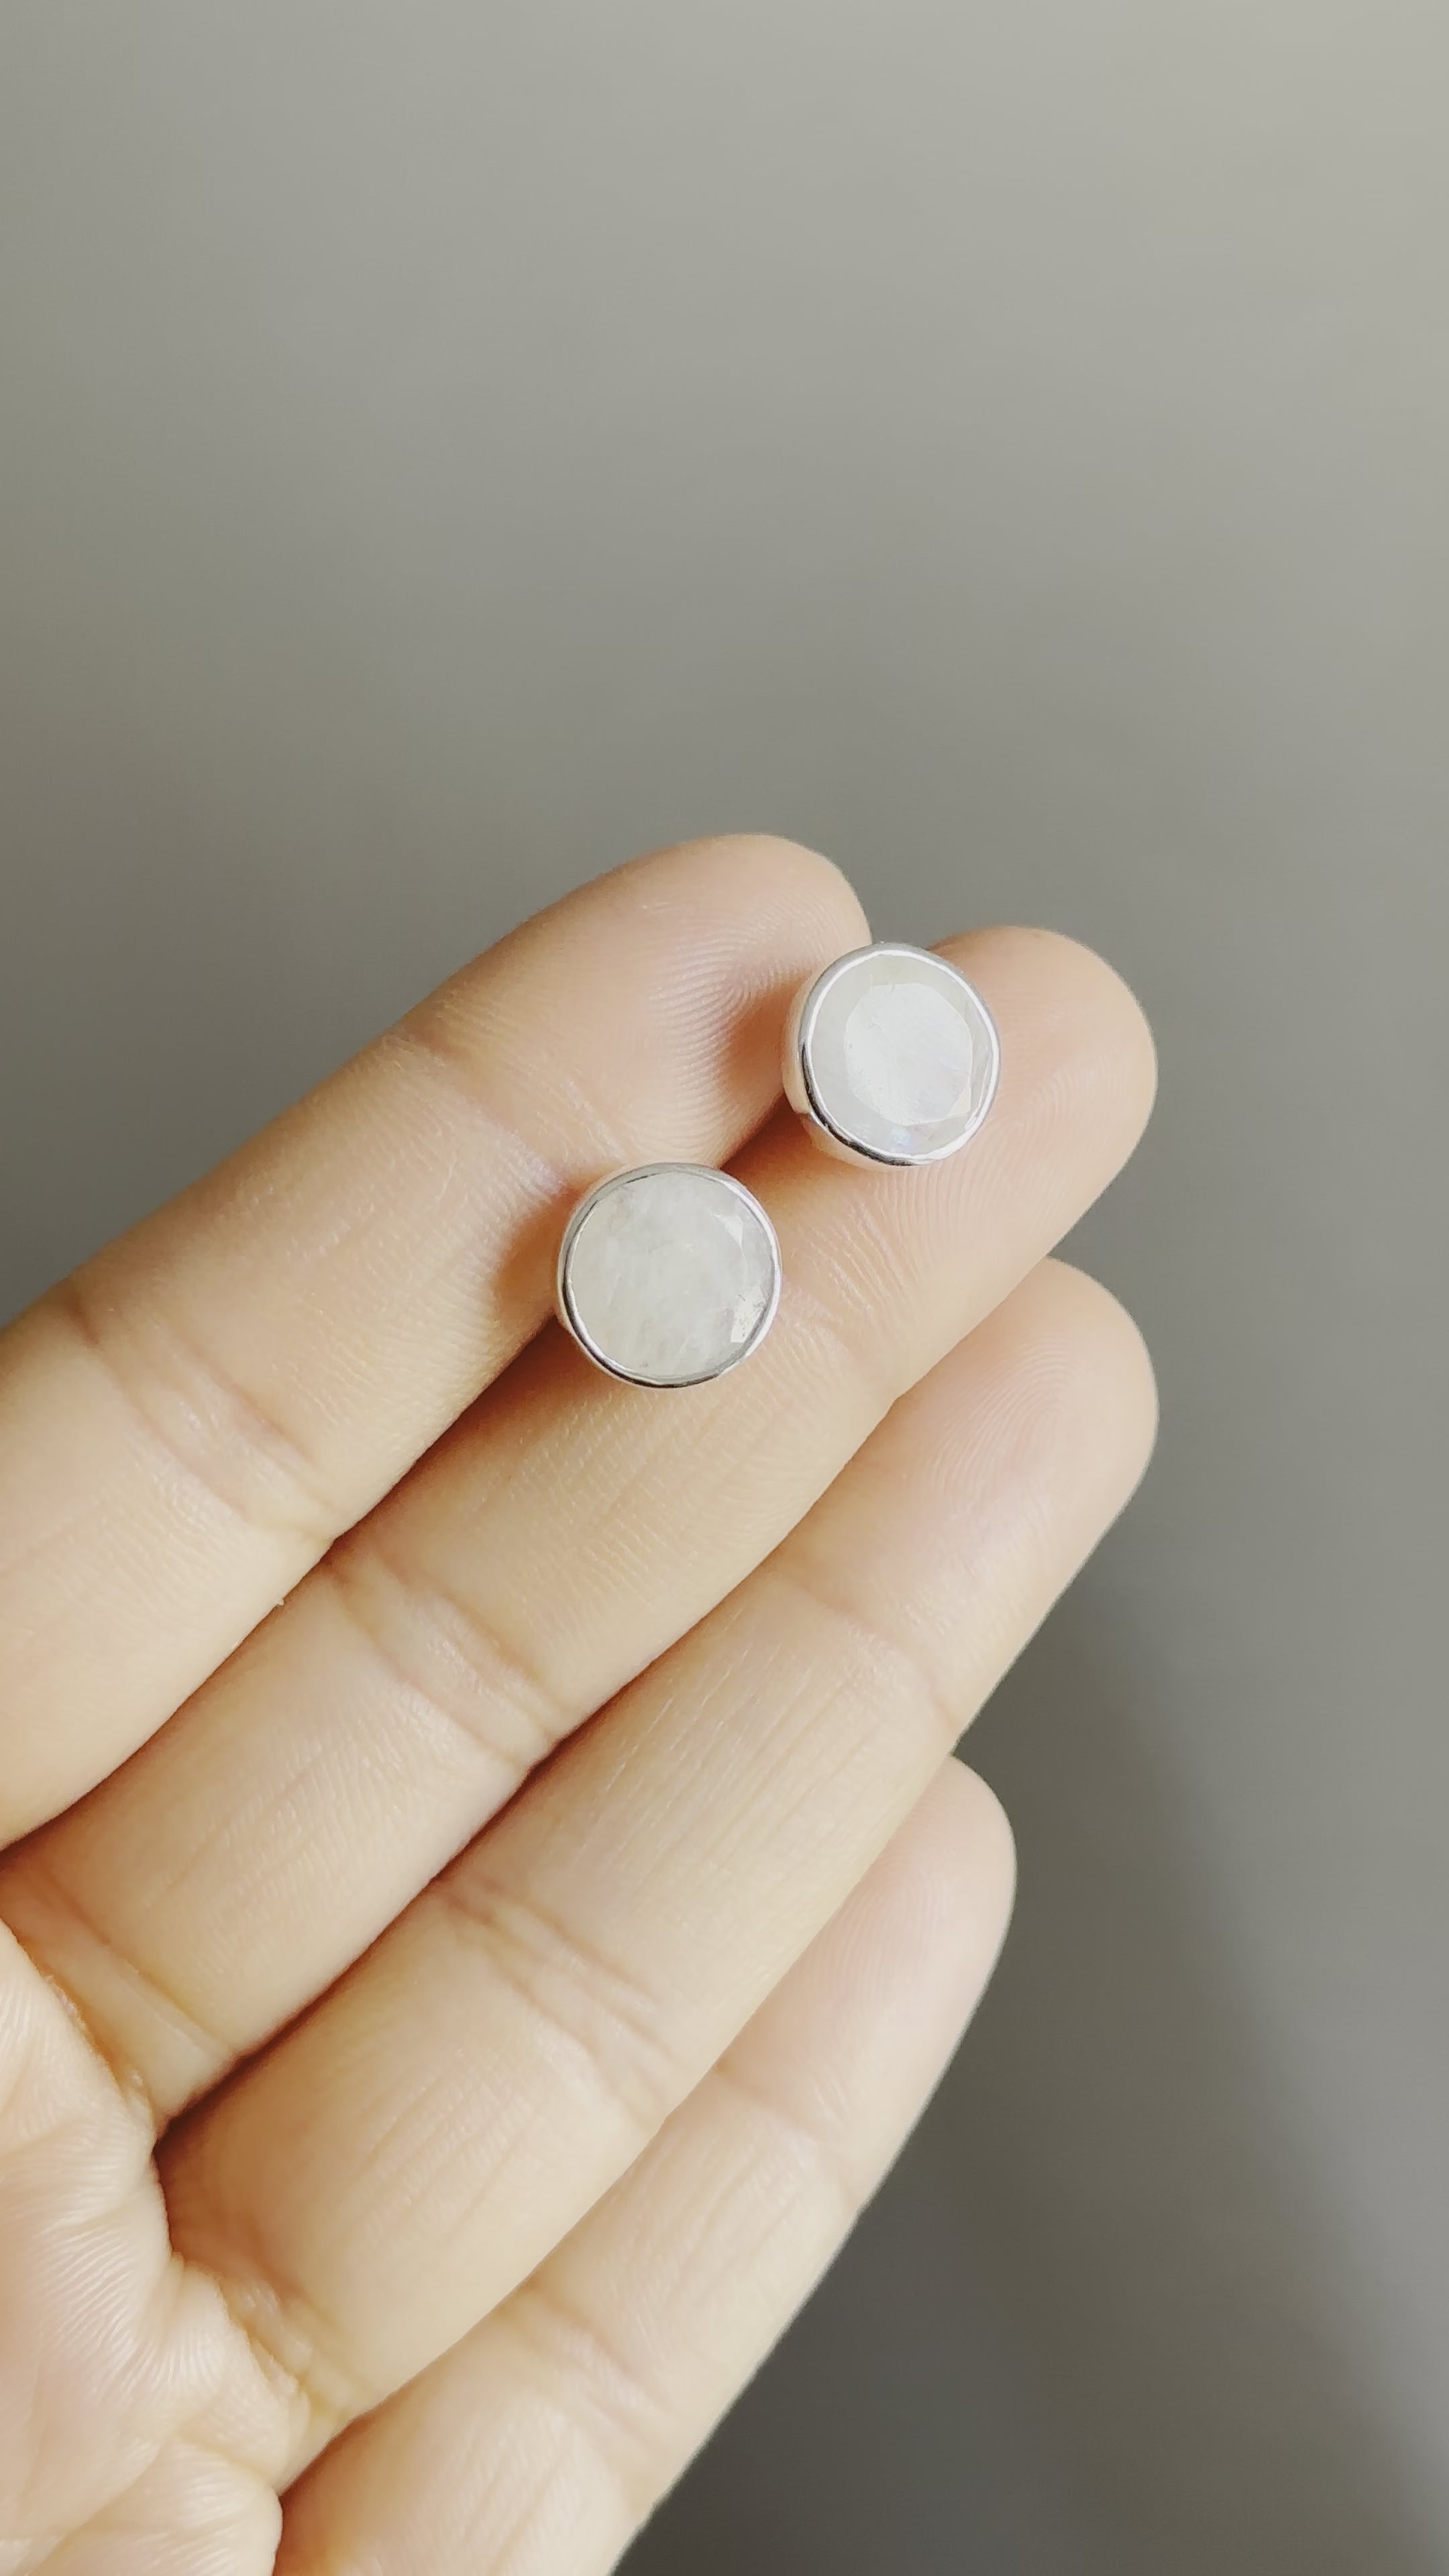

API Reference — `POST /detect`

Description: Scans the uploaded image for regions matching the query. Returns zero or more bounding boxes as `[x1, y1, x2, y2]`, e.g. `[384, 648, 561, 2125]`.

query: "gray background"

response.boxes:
[1, 5, 1446, 2568]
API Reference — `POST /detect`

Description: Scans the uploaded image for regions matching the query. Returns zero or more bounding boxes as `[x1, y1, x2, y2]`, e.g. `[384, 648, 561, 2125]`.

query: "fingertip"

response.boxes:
[724, 1762, 1016, 2154]
[907, 1758, 1018, 1991]
[1027, 1256, 1161, 1499]
[412, 835, 871, 1174]
[880, 1252, 1158, 1548]
[941, 923, 1158, 1179]
[625, 832, 871, 965]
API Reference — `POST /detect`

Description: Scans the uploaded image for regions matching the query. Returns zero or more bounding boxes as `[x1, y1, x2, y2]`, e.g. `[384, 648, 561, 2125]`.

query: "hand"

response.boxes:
[0, 839, 1155, 2573]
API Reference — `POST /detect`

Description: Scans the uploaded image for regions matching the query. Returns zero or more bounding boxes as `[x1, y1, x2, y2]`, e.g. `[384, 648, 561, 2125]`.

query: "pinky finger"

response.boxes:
[277, 1762, 1016, 2576]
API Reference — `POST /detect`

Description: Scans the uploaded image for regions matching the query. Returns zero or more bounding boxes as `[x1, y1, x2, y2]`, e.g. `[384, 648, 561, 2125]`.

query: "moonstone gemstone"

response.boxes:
[799, 947, 999, 1163]
[560, 1167, 779, 1386]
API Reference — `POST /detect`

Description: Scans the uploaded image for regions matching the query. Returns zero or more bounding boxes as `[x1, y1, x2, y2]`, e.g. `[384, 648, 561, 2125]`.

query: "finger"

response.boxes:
[275, 1762, 1013, 2576]
[160, 1258, 1157, 2473]
[0, 837, 865, 1841]
[3, 929, 1154, 2126]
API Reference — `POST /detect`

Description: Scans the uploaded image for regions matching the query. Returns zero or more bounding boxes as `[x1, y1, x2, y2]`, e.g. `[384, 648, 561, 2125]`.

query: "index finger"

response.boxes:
[0, 837, 865, 1841]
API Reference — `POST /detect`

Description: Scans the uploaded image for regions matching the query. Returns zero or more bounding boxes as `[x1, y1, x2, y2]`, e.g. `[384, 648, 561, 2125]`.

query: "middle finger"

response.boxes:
[1, 928, 1151, 2127]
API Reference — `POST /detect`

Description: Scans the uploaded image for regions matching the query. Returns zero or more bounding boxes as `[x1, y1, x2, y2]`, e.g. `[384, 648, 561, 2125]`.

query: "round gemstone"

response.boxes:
[559, 1166, 780, 1387]
[797, 946, 999, 1163]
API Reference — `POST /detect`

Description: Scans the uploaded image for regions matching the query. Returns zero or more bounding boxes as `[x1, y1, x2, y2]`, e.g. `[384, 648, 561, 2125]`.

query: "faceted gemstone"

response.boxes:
[561, 1167, 778, 1386]
[801, 947, 998, 1162]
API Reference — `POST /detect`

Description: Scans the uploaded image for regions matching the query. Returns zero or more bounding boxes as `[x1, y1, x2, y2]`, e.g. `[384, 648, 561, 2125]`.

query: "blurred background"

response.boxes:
[2, 5, 1446, 2568]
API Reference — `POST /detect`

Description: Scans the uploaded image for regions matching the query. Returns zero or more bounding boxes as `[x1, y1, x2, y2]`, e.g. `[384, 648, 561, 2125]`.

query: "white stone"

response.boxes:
[561, 1167, 779, 1386]
[800, 946, 999, 1163]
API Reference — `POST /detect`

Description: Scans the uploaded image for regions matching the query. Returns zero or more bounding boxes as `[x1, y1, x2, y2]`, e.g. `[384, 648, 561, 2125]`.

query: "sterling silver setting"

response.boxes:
[556, 1163, 782, 1389]
[784, 941, 1002, 1169]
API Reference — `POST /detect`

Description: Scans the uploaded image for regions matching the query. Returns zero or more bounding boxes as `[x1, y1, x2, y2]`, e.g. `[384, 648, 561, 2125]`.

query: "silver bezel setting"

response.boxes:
[783, 941, 1002, 1168]
[555, 1163, 783, 1388]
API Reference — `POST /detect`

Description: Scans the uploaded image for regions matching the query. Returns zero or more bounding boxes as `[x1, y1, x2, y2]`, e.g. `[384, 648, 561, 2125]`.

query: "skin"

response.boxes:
[0, 837, 1157, 2573]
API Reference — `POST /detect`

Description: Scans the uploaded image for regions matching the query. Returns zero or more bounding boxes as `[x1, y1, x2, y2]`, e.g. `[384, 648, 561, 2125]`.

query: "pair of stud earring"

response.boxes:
[556, 941, 1000, 1389]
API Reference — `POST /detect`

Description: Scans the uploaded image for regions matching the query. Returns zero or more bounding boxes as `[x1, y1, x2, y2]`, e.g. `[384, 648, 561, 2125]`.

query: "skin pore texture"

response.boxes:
[0, 839, 1157, 2574]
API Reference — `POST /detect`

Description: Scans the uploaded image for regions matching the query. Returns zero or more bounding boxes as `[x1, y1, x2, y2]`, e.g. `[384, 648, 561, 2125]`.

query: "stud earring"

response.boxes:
[784, 942, 1000, 1168]
[557, 1163, 782, 1387]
